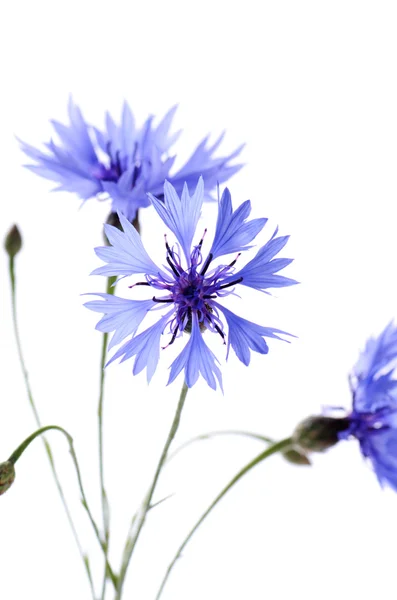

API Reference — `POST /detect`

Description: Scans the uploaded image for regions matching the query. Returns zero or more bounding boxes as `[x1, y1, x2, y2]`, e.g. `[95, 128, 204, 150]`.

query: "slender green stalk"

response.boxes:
[98, 213, 139, 598]
[116, 381, 190, 600]
[8, 256, 95, 598]
[8, 424, 118, 590]
[168, 430, 274, 461]
[155, 437, 293, 599]
[98, 274, 116, 599]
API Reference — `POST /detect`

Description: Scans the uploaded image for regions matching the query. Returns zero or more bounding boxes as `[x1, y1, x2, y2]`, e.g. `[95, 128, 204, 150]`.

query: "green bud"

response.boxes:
[4, 225, 22, 258]
[292, 415, 350, 453]
[0, 461, 15, 496]
[282, 447, 311, 466]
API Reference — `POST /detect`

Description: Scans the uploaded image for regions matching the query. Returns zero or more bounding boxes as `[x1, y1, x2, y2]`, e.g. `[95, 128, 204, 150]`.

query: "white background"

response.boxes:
[1, 1, 397, 599]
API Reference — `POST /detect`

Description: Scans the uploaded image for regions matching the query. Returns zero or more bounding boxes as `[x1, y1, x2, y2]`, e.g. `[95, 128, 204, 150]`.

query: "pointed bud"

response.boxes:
[282, 447, 311, 466]
[0, 461, 15, 496]
[292, 415, 350, 453]
[4, 225, 22, 258]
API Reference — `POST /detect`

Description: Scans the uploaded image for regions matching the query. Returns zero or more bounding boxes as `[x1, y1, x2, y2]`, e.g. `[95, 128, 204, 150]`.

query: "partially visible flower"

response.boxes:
[340, 321, 397, 491]
[293, 322, 397, 491]
[19, 99, 244, 222]
[85, 178, 296, 390]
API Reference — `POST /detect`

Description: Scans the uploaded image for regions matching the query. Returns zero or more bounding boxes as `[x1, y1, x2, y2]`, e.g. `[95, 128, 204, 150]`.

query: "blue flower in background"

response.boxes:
[19, 98, 244, 222]
[85, 178, 296, 390]
[340, 322, 397, 491]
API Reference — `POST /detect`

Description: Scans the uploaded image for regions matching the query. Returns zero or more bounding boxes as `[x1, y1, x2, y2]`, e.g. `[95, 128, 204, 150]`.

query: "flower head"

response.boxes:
[19, 99, 244, 222]
[339, 322, 397, 491]
[85, 179, 296, 390]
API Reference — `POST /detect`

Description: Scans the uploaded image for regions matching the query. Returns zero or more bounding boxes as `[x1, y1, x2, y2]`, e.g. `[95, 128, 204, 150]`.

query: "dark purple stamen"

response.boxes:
[164, 235, 171, 252]
[200, 253, 213, 276]
[198, 228, 207, 248]
[214, 323, 226, 343]
[131, 165, 140, 188]
[129, 281, 150, 288]
[203, 294, 216, 299]
[162, 325, 179, 349]
[164, 234, 183, 275]
[228, 252, 241, 268]
[152, 296, 174, 303]
[219, 277, 243, 290]
[167, 256, 181, 278]
[114, 150, 122, 177]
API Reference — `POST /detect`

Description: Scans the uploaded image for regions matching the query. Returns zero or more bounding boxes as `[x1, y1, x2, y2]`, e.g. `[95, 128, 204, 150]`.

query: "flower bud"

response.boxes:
[292, 415, 350, 453]
[0, 461, 15, 496]
[4, 224, 22, 258]
[282, 447, 311, 466]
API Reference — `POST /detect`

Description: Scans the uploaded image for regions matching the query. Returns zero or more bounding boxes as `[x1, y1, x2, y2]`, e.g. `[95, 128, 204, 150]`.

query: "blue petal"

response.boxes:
[354, 373, 397, 414]
[84, 293, 153, 349]
[352, 322, 397, 413]
[151, 104, 181, 153]
[149, 178, 204, 262]
[215, 304, 293, 366]
[224, 230, 297, 291]
[209, 188, 267, 259]
[107, 313, 172, 382]
[66, 97, 98, 164]
[46, 97, 98, 166]
[24, 162, 101, 199]
[120, 101, 136, 158]
[354, 321, 397, 380]
[360, 427, 397, 492]
[19, 98, 103, 202]
[91, 212, 166, 278]
[170, 134, 244, 195]
[168, 315, 223, 391]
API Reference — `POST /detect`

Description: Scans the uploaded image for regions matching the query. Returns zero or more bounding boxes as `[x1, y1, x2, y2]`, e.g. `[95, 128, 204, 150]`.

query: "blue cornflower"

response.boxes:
[85, 178, 296, 390]
[19, 98, 243, 222]
[340, 322, 397, 491]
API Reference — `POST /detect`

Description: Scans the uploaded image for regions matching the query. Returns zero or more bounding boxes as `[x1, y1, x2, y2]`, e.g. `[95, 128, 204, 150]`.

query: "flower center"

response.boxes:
[182, 284, 198, 299]
[144, 234, 243, 348]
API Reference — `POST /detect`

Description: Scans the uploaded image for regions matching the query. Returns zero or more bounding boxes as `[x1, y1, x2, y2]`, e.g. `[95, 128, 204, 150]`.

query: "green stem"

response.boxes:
[8, 425, 72, 464]
[168, 430, 274, 461]
[98, 275, 116, 599]
[9, 424, 118, 590]
[116, 381, 189, 600]
[8, 257, 96, 599]
[155, 436, 293, 600]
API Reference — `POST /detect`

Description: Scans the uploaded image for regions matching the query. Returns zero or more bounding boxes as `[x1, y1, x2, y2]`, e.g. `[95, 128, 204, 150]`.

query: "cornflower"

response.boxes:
[85, 178, 296, 389]
[20, 99, 243, 222]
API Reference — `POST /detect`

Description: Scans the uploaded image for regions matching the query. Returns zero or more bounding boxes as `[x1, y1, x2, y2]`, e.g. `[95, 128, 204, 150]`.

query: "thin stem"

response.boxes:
[155, 437, 293, 599]
[8, 424, 118, 590]
[167, 430, 274, 461]
[8, 257, 96, 599]
[98, 274, 116, 599]
[116, 381, 189, 600]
